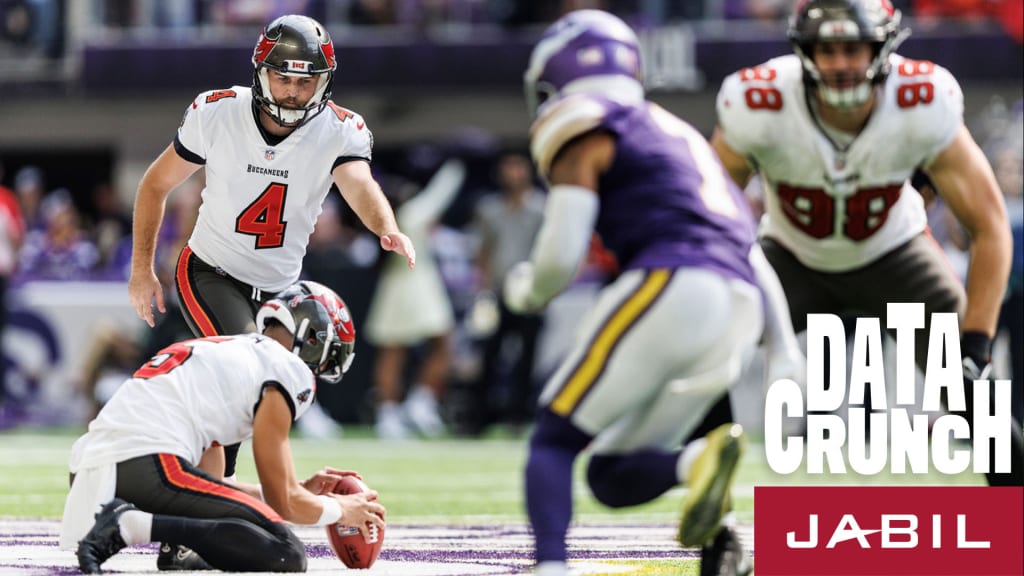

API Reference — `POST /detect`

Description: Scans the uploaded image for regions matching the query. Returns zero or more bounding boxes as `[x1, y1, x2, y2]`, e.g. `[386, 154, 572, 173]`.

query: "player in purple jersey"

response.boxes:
[505, 10, 802, 576]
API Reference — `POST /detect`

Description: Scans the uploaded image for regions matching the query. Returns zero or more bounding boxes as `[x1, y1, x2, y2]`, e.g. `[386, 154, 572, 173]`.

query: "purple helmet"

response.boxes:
[523, 10, 643, 117]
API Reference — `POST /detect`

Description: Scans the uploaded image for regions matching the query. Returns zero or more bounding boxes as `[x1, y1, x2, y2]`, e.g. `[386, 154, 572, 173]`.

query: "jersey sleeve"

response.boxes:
[529, 94, 608, 178]
[715, 68, 773, 161]
[260, 341, 317, 422]
[910, 62, 964, 166]
[175, 88, 238, 165]
[326, 103, 373, 166]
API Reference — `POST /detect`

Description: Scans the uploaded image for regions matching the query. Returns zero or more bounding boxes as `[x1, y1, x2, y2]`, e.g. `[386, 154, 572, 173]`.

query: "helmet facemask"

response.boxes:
[254, 67, 333, 127]
[788, 0, 909, 109]
[263, 281, 357, 385]
[251, 14, 337, 128]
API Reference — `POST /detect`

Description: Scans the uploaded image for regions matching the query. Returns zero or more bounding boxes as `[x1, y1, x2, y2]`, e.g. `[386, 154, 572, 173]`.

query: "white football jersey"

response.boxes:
[716, 54, 963, 271]
[176, 87, 373, 291]
[68, 334, 316, 472]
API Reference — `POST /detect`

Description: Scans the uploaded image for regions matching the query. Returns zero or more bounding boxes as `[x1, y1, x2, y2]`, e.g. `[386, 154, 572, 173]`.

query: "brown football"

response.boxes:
[325, 476, 384, 569]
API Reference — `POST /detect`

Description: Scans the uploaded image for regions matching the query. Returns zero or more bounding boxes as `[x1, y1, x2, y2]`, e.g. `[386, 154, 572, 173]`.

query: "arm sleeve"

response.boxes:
[527, 184, 600, 305]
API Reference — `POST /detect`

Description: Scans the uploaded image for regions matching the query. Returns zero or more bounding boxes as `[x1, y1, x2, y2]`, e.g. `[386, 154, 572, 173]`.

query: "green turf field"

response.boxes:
[0, 426, 983, 520]
[0, 428, 984, 575]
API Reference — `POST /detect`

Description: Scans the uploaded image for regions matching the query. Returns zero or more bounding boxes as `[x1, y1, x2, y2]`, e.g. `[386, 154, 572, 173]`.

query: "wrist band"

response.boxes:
[315, 495, 343, 526]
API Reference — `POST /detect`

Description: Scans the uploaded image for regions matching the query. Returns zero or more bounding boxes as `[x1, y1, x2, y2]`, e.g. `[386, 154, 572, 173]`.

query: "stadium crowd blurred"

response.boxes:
[0, 0, 1021, 438]
[2, 0, 1021, 39]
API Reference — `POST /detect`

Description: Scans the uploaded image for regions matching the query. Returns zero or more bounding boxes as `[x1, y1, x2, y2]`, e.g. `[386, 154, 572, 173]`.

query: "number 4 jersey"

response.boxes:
[68, 335, 316, 473]
[176, 86, 372, 292]
[716, 54, 963, 272]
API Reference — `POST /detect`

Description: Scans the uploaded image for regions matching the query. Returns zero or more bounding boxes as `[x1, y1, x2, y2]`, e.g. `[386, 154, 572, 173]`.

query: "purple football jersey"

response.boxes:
[593, 99, 756, 285]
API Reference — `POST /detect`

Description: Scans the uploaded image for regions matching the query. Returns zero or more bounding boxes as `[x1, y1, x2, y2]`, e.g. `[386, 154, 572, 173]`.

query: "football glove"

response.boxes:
[960, 331, 993, 403]
[503, 261, 543, 314]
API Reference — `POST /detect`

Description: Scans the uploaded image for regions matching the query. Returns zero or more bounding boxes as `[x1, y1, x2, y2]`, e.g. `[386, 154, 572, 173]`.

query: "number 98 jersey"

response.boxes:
[176, 86, 373, 292]
[715, 54, 963, 272]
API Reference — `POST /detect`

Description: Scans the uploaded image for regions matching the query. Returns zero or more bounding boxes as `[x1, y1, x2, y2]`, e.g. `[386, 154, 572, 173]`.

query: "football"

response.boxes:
[325, 476, 384, 569]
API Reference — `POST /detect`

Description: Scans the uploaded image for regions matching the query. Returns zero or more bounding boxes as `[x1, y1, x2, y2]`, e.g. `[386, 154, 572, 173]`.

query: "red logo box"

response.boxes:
[754, 486, 1023, 575]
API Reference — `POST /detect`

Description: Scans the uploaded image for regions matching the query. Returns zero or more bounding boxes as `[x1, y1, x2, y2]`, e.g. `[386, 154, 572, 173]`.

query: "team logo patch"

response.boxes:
[297, 389, 312, 403]
[264, 148, 275, 161]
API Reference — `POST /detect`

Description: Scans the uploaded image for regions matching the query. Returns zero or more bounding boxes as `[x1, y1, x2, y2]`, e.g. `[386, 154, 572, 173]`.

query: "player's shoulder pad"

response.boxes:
[321, 101, 373, 157]
[716, 55, 802, 154]
[530, 94, 608, 177]
[187, 86, 247, 114]
[886, 55, 964, 122]
[322, 101, 369, 131]
[881, 56, 964, 158]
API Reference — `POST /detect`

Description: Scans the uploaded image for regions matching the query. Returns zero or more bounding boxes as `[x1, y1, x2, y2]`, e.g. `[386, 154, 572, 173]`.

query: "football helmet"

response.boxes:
[788, 0, 909, 108]
[256, 285, 354, 384]
[270, 281, 356, 383]
[252, 14, 336, 127]
[523, 9, 643, 117]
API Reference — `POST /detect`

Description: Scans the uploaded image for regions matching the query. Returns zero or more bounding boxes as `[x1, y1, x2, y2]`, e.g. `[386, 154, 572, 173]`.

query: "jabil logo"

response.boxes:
[754, 487, 1022, 576]
[787, 513, 991, 550]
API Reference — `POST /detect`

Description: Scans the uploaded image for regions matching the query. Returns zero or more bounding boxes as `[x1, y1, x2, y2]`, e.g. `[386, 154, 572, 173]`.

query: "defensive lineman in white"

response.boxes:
[709, 0, 1020, 485]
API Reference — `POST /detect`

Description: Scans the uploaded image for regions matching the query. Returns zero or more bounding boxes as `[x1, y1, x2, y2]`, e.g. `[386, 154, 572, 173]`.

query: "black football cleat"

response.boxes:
[157, 543, 214, 571]
[700, 525, 753, 576]
[77, 498, 134, 574]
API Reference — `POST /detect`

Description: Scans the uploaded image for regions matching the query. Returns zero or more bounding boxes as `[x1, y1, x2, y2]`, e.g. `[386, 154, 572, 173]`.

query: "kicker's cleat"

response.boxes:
[700, 525, 753, 576]
[157, 543, 214, 571]
[678, 423, 745, 547]
[77, 498, 134, 574]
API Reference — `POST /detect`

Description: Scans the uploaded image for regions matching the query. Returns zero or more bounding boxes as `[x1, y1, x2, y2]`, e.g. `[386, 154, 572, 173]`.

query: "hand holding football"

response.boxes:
[325, 475, 385, 569]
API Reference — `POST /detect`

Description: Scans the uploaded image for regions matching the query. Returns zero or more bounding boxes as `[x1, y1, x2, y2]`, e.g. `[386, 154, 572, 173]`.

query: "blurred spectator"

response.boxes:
[913, 0, 1023, 43]
[16, 188, 99, 281]
[97, 0, 196, 28]
[75, 179, 202, 418]
[207, 0, 315, 25]
[988, 101, 1023, 424]
[307, 193, 380, 267]
[0, 161, 26, 426]
[364, 158, 467, 439]
[87, 181, 131, 270]
[465, 152, 545, 436]
[349, 0, 397, 26]
[13, 165, 44, 231]
[724, 0, 793, 20]
[0, 0, 63, 58]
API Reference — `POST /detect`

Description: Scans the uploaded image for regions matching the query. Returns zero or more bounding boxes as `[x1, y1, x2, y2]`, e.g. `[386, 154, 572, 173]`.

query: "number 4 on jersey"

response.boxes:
[236, 182, 288, 248]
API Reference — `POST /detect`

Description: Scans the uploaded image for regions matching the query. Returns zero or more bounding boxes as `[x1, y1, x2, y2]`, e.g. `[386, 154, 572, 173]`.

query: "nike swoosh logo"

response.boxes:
[356, 122, 365, 130]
